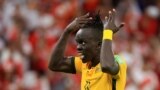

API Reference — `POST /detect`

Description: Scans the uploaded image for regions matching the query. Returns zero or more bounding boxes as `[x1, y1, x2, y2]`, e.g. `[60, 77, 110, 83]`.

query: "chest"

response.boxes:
[81, 65, 113, 90]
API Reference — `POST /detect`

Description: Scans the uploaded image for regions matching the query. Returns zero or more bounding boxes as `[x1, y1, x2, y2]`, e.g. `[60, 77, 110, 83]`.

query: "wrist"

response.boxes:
[103, 29, 113, 40]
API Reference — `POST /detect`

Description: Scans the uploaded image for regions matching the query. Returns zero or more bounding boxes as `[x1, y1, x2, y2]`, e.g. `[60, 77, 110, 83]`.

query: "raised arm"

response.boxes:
[100, 9, 124, 75]
[48, 13, 92, 73]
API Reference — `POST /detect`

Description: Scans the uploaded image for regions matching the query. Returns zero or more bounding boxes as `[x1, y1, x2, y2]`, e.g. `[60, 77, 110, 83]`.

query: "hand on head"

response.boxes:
[66, 13, 92, 33]
[66, 9, 124, 33]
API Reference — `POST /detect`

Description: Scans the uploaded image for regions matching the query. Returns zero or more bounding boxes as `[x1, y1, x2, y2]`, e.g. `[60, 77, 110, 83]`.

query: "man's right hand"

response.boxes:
[66, 13, 92, 33]
[49, 13, 92, 73]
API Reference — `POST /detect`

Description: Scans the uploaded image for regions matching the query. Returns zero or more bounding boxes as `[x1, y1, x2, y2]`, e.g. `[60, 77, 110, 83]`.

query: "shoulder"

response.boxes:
[74, 56, 83, 73]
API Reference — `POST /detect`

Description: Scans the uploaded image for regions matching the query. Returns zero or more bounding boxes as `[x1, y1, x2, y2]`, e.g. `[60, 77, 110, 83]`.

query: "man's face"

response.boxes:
[75, 28, 100, 63]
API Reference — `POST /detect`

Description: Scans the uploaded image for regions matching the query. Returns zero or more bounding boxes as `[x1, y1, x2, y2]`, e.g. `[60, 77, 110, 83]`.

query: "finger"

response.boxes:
[105, 16, 108, 21]
[78, 19, 94, 28]
[104, 16, 108, 23]
[79, 20, 89, 24]
[78, 20, 92, 25]
[108, 11, 112, 22]
[114, 23, 125, 33]
[76, 17, 92, 24]
[79, 23, 87, 28]
[103, 16, 108, 27]
[111, 9, 116, 22]
[81, 13, 90, 18]
[118, 23, 125, 29]
[76, 22, 84, 29]
[77, 19, 92, 24]
[79, 17, 92, 20]
[89, 17, 92, 20]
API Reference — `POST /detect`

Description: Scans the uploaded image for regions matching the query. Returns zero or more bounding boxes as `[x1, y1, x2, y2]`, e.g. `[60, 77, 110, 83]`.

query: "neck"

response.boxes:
[87, 56, 100, 69]
[92, 57, 100, 67]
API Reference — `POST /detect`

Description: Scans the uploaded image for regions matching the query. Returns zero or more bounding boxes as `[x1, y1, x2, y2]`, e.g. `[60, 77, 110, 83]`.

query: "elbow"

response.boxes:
[48, 65, 59, 72]
[101, 65, 119, 75]
[48, 57, 60, 71]
[48, 64, 55, 71]
[101, 65, 111, 73]
[100, 60, 113, 73]
[48, 63, 58, 71]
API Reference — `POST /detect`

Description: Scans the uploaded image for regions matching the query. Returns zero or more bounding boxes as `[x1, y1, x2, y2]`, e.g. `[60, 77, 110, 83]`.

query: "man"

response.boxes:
[48, 9, 127, 90]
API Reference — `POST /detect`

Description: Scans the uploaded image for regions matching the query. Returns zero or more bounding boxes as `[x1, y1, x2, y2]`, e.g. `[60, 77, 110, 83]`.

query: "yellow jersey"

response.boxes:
[74, 55, 127, 90]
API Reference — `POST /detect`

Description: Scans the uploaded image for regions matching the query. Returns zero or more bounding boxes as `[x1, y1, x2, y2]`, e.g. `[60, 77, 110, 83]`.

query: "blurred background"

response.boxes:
[0, 0, 160, 90]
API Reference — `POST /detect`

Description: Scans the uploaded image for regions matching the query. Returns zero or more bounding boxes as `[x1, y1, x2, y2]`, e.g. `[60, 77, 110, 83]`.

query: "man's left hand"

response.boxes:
[104, 9, 124, 33]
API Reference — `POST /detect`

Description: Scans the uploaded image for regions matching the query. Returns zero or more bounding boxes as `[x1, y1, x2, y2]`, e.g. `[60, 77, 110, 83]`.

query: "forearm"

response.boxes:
[48, 30, 71, 69]
[100, 30, 119, 75]
[100, 9, 123, 75]
[101, 40, 114, 66]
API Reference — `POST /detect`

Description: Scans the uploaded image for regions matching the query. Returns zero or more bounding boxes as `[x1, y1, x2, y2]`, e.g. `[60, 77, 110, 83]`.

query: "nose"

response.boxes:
[77, 44, 83, 51]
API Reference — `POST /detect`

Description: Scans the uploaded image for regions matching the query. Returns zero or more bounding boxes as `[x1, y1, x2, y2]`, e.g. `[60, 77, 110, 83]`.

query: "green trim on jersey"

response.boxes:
[114, 55, 124, 64]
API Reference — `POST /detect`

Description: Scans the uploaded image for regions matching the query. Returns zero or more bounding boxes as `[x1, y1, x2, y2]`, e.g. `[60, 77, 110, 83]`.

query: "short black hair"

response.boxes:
[82, 12, 104, 41]
[83, 11, 104, 31]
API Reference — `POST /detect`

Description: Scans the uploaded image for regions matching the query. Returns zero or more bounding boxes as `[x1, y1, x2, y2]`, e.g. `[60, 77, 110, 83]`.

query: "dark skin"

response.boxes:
[100, 9, 124, 75]
[48, 9, 124, 75]
[75, 28, 101, 65]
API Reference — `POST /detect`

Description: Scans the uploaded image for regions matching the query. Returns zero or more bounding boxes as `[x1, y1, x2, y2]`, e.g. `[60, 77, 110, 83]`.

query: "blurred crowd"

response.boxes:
[0, 0, 160, 90]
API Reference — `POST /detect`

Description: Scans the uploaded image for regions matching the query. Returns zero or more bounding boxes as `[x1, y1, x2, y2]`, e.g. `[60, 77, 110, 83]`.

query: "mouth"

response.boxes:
[78, 52, 83, 56]
[78, 52, 85, 60]
[77, 51, 83, 54]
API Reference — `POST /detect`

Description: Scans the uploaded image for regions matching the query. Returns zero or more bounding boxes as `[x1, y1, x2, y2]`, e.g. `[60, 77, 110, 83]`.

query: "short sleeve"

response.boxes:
[113, 55, 127, 79]
[74, 57, 82, 74]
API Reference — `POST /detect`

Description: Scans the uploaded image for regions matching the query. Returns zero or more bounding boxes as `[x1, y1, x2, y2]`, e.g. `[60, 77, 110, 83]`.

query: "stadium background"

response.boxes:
[0, 0, 160, 90]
